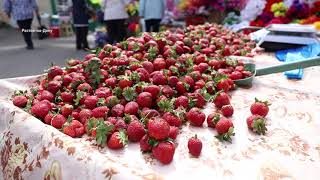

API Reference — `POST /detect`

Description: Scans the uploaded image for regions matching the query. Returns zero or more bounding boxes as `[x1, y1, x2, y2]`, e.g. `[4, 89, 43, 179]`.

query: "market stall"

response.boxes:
[1, 0, 320, 180]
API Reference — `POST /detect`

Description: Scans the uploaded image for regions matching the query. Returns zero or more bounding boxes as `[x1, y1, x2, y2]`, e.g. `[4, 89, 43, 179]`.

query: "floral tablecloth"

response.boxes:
[1, 54, 320, 180]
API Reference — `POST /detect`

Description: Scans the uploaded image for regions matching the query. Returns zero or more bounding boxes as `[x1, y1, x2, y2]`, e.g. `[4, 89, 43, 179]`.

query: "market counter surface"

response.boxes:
[0, 54, 320, 180]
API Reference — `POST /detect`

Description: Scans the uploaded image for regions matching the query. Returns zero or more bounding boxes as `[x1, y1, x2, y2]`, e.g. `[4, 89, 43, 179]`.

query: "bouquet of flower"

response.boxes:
[126, 0, 139, 17]
[178, 0, 209, 16]
[286, 0, 310, 19]
[250, 0, 319, 27]
[208, 0, 247, 12]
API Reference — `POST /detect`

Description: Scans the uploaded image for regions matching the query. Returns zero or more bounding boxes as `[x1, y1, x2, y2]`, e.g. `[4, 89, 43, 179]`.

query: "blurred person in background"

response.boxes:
[102, 0, 128, 44]
[139, 0, 166, 32]
[72, 0, 91, 50]
[3, 0, 40, 50]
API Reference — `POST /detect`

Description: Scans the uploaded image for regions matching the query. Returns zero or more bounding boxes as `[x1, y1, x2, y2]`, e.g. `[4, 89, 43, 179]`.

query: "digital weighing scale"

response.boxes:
[238, 24, 320, 51]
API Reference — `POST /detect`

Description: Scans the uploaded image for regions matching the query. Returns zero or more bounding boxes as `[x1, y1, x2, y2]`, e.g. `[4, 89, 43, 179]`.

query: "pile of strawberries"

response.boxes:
[11, 23, 263, 164]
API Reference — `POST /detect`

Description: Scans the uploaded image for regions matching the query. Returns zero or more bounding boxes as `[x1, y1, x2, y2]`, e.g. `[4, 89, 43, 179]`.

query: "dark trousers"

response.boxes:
[145, 19, 161, 32]
[17, 18, 33, 48]
[75, 26, 89, 49]
[105, 19, 126, 44]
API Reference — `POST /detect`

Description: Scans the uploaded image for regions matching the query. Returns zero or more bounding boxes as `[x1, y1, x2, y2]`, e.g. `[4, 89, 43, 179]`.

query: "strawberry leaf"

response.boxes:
[54, 90, 62, 103]
[252, 118, 267, 135]
[97, 98, 106, 106]
[30, 87, 38, 96]
[96, 120, 114, 146]
[74, 91, 84, 107]
[122, 87, 137, 101]
[215, 127, 234, 143]
[118, 129, 128, 145]
[113, 87, 123, 98]
[23, 96, 34, 112]
[85, 59, 102, 90]
[70, 80, 84, 90]
[106, 96, 120, 108]
[157, 99, 174, 113]
[225, 58, 238, 67]
[130, 72, 140, 83]
[148, 138, 159, 147]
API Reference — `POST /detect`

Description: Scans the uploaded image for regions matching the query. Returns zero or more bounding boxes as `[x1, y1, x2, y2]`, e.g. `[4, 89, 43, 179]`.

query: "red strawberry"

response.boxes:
[95, 87, 112, 99]
[47, 66, 63, 79]
[141, 108, 160, 118]
[153, 58, 166, 71]
[194, 79, 205, 90]
[51, 114, 67, 129]
[61, 104, 73, 117]
[147, 117, 170, 140]
[229, 71, 243, 80]
[152, 141, 175, 164]
[40, 90, 54, 102]
[194, 54, 206, 64]
[47, 80, 61, 94]
[77, 83, 92, 93]
[12, 95, 28, 108]
[111, 104, 124, 117]
[186, 108, 206, 127]
[188, 135, 202, 157]
[136, 92, 153, 108]
[161, 85, 174, 97]
[215, 119, 234, 143]
[92, 106, 109, 118]
[189, 71, 201, 81]
[136, 68, 150, 82]
[142, 61, 154, 73]
[44, 113, 54, 124]
[152, 72, 167, 85]
[31, 100, 51, 120]
[144, 85, 160, 99]
[61, 92, 74, 103]
[192, 92, 206, 108]
[207, 113, 221, 128]
[213, 92, 230, 108]
[114, 118, 127, 131]
[176, 81, 188, 94]
[250, 98, 271, 117]
[62, 74, 72, 86]
[105, 77, 118, 88]
[71, 111, 80, 120]
[174, 96, 189, 109]
[246, 115, 267, 135]
[79, 109, 92, 124]
[183, 75, 195, 88]
[216, 79, 230, 92]
[168, 76, 179, 87]
[118, 77, 133, 89]
[84, 95, 98, 109]
[107, 130, 128, 149]
[242, 70, 253, 78]
[221, 105, 233, 117]
[140, 134, 152, 152]
[127, 120, 146, 142]
[198, 63, 209, 73]
[124, 101, 139, 115]
[169, 126, 179, 139]
[106, 117, 117, 125]
[208, 59, 221, 70]
[162, 112, 182, 127]
[63, 120, 85, 138]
